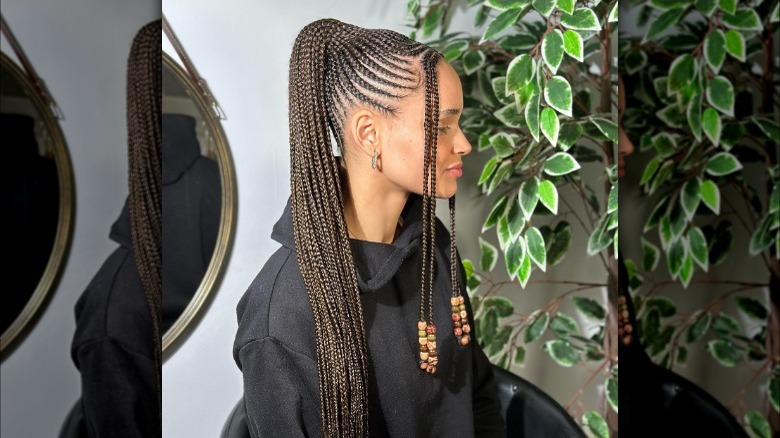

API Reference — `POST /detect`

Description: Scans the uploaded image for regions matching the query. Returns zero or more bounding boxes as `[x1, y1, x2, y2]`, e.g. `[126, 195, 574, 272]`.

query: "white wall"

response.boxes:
[0, 1, 160, 437]
[162, 1, 610, 436]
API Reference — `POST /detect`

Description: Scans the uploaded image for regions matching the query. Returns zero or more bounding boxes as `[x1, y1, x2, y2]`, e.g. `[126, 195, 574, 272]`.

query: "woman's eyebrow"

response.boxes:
[439, 108, 461, 117]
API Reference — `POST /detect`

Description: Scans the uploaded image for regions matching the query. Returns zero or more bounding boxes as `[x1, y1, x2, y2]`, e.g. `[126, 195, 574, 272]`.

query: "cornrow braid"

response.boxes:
[287, 18, 465, 435]
[126, 19, 162, 419]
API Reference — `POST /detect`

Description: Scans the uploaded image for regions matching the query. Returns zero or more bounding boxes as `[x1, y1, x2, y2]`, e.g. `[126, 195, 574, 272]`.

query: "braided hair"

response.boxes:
[126, 19, 162, 417]
[288, 18, 460, 436]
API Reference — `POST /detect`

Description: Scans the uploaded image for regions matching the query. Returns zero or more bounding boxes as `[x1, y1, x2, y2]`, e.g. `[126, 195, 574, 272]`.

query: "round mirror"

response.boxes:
[1, 53, 74, 352]
[162, 52, 235, 351]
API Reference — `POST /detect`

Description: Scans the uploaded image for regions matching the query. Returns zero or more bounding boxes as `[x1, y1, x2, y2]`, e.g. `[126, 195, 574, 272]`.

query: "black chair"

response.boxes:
[58, 398, 87, 438]
[492, 365, 585, 437]
[223, 364, 586, 437]
[222, 395, 250, 438]
[655, 366, 748, 437]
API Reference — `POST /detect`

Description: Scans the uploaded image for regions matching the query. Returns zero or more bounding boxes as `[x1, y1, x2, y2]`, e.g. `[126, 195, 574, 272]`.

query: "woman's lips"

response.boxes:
[446, 166, 463, 177]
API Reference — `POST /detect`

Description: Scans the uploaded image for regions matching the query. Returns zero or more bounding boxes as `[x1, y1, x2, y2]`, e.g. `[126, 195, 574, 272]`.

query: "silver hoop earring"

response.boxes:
[371, 149, 378, 170]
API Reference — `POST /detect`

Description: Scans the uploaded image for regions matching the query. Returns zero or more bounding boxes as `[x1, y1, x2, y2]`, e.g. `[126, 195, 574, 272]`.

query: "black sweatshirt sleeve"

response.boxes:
[75, 337, 159, 438]
[237, 336, 312, 437]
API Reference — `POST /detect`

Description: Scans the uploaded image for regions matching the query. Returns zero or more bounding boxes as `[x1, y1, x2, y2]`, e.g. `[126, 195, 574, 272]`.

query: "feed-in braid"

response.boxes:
[422, 50, 440, 325]
[288, 18, 455, 435]
[126, 19, 162, 418]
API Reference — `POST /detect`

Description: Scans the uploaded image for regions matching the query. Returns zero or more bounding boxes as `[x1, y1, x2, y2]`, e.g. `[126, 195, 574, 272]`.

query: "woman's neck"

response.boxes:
[339, 159, 409, 244]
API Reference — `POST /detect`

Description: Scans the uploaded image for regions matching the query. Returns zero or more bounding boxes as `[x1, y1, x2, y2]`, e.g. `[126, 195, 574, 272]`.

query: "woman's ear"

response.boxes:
[349, 109, 380, 160]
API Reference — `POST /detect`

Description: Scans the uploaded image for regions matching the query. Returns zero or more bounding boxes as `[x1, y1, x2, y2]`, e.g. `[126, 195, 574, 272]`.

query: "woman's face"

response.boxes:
[379, 59, 472, 199]
[618, 77, 634, 179]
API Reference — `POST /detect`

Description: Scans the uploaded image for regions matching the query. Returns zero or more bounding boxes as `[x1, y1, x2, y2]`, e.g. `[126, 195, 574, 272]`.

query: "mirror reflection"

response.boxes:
[161, 54, 225, 341]
[1, 53, 72, 349]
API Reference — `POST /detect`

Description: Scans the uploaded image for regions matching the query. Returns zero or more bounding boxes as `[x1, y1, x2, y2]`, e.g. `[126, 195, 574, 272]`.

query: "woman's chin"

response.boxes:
[436, 185, 458, 199]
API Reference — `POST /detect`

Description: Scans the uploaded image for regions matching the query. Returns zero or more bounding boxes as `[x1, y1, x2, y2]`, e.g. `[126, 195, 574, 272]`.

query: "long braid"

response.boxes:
[288, 19, 444, 435]
[126, 20, 162, 418]
[423, 51, 440, 325]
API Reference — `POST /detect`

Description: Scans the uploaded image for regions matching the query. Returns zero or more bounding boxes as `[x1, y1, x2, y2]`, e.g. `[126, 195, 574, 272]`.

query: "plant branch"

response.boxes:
[566, 359, 609, 410]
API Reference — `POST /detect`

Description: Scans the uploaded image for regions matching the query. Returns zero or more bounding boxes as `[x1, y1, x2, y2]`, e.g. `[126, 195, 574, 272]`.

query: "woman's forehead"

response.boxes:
[437, 63, 463, 108]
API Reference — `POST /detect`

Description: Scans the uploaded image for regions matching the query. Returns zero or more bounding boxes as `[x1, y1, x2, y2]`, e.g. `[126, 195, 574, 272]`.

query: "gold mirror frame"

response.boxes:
[0, 53, 74, 352]
[162, 52, 236, 352]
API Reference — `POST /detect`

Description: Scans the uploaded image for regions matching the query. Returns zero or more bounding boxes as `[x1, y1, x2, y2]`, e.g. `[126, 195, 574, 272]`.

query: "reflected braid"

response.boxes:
[126, 19, 162, 418]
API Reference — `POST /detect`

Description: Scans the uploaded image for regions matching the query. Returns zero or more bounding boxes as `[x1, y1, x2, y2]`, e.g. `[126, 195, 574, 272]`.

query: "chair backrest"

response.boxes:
[58, 398, 87, 438]
[656, 366, 749, 438]
[223, 365, 587, 437]
[222, 395, 251, 438]
[491, 365, 587, 437]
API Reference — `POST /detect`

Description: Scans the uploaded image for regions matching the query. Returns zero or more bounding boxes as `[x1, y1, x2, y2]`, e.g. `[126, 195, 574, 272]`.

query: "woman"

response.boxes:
[233, 19, 506, 437]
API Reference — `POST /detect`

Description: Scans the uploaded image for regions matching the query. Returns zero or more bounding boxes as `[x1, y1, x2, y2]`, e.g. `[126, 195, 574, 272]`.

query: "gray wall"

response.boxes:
[0, 1, 160, 436]
[162, 1, 610, 435]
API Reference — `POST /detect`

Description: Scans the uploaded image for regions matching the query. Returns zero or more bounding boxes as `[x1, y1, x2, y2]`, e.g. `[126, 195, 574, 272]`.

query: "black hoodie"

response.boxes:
[233, 192, 506, 437]
[71, 200, 159, 437]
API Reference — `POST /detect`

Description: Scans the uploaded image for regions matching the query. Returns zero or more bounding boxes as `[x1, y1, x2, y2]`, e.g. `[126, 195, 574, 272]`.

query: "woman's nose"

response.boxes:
[454, 131, 472, 156]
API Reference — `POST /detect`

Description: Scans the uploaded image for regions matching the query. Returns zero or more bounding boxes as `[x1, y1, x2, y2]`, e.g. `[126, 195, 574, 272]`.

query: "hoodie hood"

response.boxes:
[270, 192, 428, 293]
[109, 198, 133, 250]
[162, 113, 201, 185]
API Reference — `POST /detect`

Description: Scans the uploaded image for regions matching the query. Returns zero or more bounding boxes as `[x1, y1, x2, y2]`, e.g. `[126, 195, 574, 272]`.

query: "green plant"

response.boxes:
[405, 0, 618, 435]
[620, 0, 779, 434]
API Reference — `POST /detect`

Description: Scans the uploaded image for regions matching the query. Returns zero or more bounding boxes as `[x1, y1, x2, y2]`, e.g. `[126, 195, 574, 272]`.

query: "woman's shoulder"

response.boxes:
[233, 245, 316, 360]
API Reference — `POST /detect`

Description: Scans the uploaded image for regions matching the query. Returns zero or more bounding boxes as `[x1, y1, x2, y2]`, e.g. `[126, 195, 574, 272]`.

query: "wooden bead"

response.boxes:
[420, 352, 429, 360]
[418, 337, 428, 345]
[458, 296, 464, 305]
[428, 341, 437, 350]
[418, 321, 427, 330]
[460, 335, 470, 346]
[462, 324, 471, 333]
[427, 334, 436, 342]
[420, 362, 428, 370]
[459, 310, 467, 318]
[454, 328, 463, 336]
[418, 330, 427, 338]
[454, 321, 462, 328]
[427, 326, 436, 334]
[428, 350, 437, 358]
[420, 344, 428, 352]
[450, 297, 459, 306]
[451, 306, 460, 313]
[459, 304, 466, 311]
[452, 314, 461, 322]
